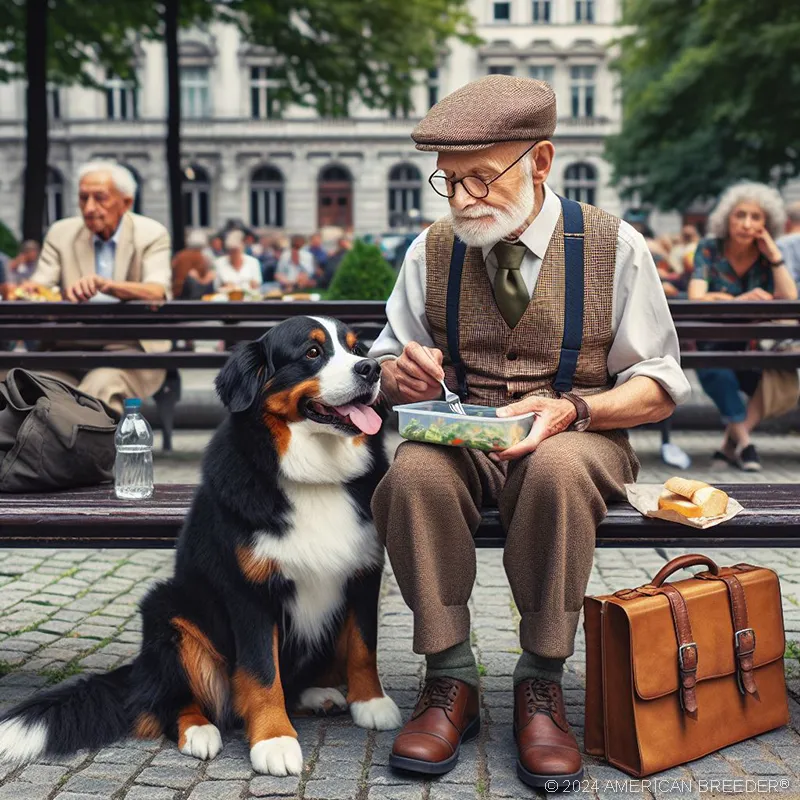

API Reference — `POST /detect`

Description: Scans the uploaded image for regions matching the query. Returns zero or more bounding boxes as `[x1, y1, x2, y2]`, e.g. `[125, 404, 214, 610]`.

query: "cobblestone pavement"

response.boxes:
[0, 430, 798, 799]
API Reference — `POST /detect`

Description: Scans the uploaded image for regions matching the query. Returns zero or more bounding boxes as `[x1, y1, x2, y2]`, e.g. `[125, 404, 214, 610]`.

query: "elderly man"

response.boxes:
[368, 76, 691, 790]
[23, 160, 171, 414]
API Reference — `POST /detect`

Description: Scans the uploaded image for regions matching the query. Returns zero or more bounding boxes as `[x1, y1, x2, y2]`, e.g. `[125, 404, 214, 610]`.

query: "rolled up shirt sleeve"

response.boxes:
[607, 223, 692, 405]
[368, 229, 436, 363]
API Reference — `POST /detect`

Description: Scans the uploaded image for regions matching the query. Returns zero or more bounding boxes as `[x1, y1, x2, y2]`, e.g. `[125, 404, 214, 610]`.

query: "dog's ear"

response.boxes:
[215, 337, 273, 413]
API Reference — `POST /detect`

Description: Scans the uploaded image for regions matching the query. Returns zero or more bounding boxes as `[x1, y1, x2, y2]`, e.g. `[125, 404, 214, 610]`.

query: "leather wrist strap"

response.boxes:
[560, 391, 590, 430]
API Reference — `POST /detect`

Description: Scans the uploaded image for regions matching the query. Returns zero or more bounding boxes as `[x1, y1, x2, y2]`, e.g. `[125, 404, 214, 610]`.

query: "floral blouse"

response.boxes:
[693, 237, 773, 296]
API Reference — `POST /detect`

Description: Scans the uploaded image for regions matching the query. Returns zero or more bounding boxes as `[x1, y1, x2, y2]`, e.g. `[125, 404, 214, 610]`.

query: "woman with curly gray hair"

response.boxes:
[688, 181, 798, 471]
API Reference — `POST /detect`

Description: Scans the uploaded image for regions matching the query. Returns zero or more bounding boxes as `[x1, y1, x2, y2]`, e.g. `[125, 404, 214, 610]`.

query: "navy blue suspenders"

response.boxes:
[444, 194, 585, 400]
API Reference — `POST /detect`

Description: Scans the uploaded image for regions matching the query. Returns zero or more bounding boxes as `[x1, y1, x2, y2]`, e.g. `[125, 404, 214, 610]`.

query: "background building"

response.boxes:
[0, 0, 625, 238]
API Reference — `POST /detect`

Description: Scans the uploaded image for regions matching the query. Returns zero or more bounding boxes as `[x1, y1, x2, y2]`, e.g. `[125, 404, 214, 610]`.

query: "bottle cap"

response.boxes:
[124, 398, 142, 410]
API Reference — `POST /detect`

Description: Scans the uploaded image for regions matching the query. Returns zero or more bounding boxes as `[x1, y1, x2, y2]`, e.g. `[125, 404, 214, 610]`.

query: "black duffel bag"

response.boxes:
[0, 369, 120, 493]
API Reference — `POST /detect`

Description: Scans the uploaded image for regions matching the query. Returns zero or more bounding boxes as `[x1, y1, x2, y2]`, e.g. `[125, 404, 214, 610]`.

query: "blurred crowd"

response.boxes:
[170, 228, 356, 300]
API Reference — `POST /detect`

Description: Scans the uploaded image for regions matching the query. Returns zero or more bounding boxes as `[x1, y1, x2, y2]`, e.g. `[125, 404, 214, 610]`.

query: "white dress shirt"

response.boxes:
[214, 253, 263, 290]
[276, 248, 317, 284]
[369, 183, 692, 405]
[89, 222, 123, 302]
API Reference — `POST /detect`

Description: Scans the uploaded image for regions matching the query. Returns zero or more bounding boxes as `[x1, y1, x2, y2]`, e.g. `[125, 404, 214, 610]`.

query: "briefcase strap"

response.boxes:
[656, 584, 699, 718]
[612, 582, 699, 717]
[694, 564, 760, 698]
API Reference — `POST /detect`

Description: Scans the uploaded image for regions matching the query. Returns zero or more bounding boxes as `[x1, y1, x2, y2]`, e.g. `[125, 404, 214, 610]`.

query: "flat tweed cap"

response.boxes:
[411, 74, 557, 152]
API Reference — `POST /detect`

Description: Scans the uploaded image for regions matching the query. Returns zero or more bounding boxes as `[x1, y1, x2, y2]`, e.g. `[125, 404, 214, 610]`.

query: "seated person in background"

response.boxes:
[20, 160, 171, 414]
[688, 181, 798, 471]
[7, 240, 41, 287]
[209, 235, 225, 258]
[213, 230, 262, 292]
[307, 231, 329, 282]
[275, 234, 317, 292]
[778, 201, 800, 283]
[173, 230, 215, 299]
[258, 235, 281, 284]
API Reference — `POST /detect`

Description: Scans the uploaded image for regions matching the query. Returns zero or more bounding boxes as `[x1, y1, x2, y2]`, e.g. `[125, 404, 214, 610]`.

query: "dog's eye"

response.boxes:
[306, 345, 322, 359]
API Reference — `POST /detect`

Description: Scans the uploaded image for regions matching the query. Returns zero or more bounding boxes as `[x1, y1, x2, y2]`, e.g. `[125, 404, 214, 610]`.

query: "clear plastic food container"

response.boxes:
[393, 401, 535, 452]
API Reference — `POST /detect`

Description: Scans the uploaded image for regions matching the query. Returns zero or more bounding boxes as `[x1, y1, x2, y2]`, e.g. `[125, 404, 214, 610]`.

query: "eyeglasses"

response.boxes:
[428, 142, 537, 199]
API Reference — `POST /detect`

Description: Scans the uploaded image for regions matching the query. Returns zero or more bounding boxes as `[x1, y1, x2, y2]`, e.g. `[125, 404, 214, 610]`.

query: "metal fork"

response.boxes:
[440, 379, 467, 415]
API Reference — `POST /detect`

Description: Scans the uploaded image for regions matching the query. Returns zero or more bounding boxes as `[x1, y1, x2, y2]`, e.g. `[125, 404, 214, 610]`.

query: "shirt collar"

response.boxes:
[481, 182, 560, 261]
[93, 218, 123, 248]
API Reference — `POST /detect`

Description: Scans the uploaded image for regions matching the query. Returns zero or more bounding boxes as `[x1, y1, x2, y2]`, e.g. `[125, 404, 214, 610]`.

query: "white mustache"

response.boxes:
[453, 207, 498, 220]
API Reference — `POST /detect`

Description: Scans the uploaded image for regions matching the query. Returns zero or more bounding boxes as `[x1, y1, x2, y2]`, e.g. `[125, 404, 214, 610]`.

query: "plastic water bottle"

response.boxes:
[114, 398, 154, 499]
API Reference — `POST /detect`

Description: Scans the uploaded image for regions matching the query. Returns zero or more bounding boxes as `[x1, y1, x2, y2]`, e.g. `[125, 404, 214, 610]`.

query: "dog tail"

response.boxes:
[0, 663, 136, 764]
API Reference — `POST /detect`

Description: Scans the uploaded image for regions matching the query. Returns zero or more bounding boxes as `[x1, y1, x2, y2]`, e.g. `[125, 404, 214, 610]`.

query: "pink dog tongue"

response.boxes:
[337, 403, 382, 435]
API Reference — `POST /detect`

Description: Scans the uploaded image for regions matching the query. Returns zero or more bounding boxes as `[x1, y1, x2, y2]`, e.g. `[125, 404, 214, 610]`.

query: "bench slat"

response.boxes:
[0, 484, 798, 549]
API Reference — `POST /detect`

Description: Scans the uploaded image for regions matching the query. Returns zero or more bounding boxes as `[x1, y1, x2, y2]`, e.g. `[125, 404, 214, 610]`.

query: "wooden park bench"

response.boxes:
[0, 299, 799, 551]
[2, 299, 800, 450]
[0, 483, 798, 550]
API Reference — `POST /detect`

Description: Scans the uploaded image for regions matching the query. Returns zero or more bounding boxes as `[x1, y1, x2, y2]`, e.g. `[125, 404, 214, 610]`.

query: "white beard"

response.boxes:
[450, 161, 536, 248]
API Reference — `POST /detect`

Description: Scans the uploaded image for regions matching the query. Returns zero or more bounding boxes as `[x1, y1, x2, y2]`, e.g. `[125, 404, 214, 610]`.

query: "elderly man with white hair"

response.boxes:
[23, 160, 171, 413]
[368, 75, 692, 790]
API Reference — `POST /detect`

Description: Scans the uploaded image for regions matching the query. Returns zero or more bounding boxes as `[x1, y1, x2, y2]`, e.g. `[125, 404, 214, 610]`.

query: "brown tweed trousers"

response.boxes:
[371, 204, 641, 659]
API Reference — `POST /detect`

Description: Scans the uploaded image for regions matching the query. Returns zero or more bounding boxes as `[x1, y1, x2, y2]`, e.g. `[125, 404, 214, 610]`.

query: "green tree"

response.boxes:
[327, 240, 398, 300]
[2, 0, 477, 245]
[605, 0, 800, 212]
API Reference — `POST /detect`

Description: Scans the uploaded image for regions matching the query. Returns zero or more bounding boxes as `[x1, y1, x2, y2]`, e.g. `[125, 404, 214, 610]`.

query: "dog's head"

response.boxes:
[215, 316, 383, 440]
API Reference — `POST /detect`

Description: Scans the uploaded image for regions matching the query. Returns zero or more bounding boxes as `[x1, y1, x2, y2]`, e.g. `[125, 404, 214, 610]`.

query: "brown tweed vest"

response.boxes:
[425, 203, 619, 407]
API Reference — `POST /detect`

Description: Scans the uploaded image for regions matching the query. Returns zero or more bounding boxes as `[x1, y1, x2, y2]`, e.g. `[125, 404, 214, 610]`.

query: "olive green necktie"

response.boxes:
[491, 240, 529, 328]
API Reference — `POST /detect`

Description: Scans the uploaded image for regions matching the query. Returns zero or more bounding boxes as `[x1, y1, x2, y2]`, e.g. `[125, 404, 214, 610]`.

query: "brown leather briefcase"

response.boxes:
[584, 553, 789, 777]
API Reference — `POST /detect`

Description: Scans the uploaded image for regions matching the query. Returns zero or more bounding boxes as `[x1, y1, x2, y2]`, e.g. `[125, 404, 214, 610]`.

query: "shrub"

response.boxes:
[0, 220, 18, 257]
[326, 240, 397, 301]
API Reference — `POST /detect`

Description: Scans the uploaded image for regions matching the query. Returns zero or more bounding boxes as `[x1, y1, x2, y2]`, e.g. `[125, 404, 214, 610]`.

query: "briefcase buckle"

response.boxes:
[678, 642, 698, 672]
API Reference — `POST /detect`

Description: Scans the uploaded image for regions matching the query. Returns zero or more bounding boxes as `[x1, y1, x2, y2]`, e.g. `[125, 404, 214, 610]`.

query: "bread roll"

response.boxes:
[664, 477, 728, 517]
[658, 490, 703, 518]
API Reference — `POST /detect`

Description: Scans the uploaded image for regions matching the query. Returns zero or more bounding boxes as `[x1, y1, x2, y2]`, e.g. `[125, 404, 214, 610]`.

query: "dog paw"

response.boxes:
[297, 687, 348, 715]
[180, 724, 223, 761]
[250, 736, 303, 776]
[350, 695, 402, 730]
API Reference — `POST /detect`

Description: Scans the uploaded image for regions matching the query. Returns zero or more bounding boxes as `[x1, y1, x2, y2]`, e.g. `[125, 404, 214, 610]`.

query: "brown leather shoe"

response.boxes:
[389, 677, 480, 775]
[514, 678, 583, 790]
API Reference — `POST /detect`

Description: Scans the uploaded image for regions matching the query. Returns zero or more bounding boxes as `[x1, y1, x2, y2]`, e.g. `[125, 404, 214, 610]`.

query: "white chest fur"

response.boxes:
[251, 480, 382, 647]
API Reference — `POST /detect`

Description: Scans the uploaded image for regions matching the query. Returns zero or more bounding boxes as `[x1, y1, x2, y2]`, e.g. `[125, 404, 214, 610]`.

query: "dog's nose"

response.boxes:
[354, 358, 381, 383]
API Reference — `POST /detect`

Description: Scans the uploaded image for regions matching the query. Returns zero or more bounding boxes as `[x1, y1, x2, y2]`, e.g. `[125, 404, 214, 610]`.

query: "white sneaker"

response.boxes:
[660, 443, 692, 470]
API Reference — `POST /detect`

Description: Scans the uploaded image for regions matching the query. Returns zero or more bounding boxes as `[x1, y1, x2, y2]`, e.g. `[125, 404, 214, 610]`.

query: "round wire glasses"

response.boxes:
[427, 142, 537, 199]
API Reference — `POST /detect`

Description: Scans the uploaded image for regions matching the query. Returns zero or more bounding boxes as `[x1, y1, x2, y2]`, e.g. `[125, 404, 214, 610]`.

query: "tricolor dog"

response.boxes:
[0, 316, 401, 775]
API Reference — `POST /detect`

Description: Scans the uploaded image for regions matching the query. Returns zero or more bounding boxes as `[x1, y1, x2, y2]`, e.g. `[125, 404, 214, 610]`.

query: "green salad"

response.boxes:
[400, 416, 526, 452]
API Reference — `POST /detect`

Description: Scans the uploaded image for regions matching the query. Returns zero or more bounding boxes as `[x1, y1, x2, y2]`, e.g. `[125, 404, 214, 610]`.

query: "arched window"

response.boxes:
[120, 164, 142, 214]
[45, 167, 64, 226]
[318, 164, 353, 229]
[388, 164, 422, 229]
[182, 164, 210, 227]
[563, 162, 597, 206]
[250, 165, 284, 227]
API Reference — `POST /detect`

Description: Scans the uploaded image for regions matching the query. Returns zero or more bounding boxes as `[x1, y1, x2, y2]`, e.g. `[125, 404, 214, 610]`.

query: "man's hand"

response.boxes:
[393, 342, 445, 403]
[65, 275, 114, 303]
[737, 288, 773, 301]
[491, 395, 578, 461]
[296, 272, 315, 289]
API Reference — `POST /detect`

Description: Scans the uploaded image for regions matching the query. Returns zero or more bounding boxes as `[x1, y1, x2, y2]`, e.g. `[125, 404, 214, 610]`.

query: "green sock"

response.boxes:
[513, 650, 565, 686]
[425, 639, 479, 688]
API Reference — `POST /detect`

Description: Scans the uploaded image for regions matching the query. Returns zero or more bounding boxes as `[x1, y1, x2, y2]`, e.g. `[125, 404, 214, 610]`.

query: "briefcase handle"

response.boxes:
[650, 553, 720, 586]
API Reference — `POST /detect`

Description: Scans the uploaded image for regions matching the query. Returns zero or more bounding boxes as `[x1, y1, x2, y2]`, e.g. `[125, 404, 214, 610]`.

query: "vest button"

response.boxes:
[506, 351, 518, 361]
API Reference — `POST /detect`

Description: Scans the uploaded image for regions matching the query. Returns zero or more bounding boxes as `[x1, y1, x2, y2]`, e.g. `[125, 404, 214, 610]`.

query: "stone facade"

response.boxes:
[0, 0, 627, 238]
